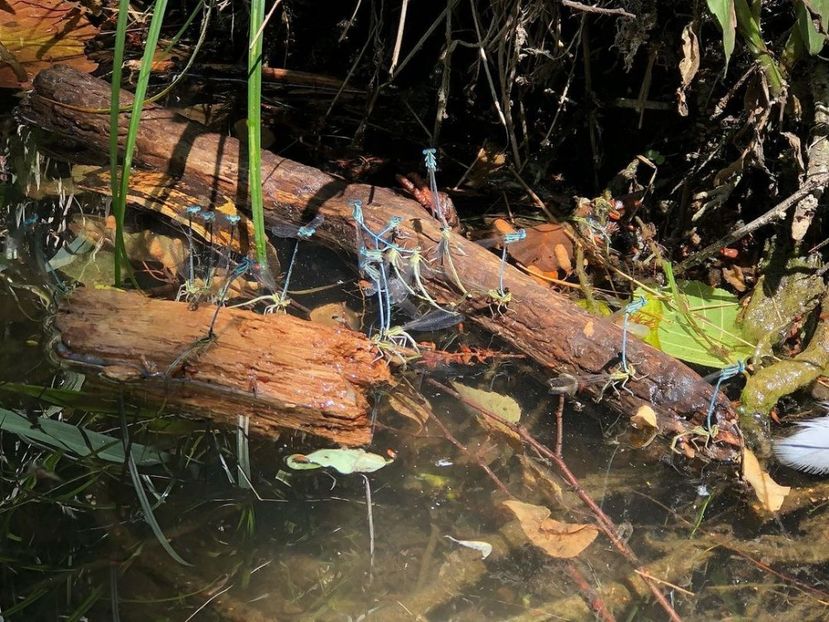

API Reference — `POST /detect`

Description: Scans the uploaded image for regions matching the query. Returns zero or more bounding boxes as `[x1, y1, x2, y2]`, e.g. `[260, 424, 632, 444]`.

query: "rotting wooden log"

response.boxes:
[20, 65, 741, 460]
[50, 287, 389, 446]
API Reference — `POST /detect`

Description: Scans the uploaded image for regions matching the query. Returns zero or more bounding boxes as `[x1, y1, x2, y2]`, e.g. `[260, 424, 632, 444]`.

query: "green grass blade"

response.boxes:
[110, 0, 131, 284]
[113, 0, 170, 286]
[248, 0, 270, 277]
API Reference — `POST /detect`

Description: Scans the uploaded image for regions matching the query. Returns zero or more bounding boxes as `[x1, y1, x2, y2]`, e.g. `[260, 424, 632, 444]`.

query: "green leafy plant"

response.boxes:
[630, 263, 755, 367]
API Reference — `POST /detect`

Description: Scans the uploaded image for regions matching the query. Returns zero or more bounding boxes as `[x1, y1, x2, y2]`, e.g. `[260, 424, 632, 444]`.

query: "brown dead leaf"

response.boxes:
[676, 23, 700, 117]
[742, 447, 790, 512]
[0, 0, 99, 88]
[492, 218, 574, 277]
[721, 265, 747, 292]
[502, 500, 598, 558]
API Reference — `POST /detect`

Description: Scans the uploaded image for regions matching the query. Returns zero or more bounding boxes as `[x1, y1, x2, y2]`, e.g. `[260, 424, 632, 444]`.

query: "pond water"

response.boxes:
[1, 137, 829, 622]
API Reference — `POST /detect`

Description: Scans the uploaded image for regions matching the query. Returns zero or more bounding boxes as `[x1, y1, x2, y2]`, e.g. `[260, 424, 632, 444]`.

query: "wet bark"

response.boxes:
[20, 65, 741, 460]
[51, 288, 389, 446]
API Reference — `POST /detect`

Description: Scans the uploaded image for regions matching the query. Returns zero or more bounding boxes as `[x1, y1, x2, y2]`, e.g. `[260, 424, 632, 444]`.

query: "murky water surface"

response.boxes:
[1, 131, 828, 622]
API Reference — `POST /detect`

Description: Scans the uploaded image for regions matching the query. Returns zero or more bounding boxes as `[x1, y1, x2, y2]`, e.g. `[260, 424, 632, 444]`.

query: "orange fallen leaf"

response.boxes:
[502, 499, 598, 558]
[0, 0, 99, 88]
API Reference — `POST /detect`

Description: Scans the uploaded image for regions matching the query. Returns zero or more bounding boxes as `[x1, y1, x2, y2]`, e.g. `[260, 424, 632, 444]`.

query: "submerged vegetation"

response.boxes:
[3, 0, 829, 619]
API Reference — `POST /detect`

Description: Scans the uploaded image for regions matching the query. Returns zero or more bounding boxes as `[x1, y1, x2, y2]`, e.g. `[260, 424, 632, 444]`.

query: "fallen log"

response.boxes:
[19, 65, 741, 460]
[49, 287, 389, 446]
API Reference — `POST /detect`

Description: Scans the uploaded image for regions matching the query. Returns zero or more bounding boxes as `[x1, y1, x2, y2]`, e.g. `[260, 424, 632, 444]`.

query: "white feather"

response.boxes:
[774, 417, 829, 475]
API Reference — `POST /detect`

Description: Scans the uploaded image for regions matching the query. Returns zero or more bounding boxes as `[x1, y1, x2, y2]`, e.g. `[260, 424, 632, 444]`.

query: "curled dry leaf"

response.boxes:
[742, 447, 790, 512]
[0, 0, 98, 88]
[502, 500, 598, 559]
[676, 23, 700, 117]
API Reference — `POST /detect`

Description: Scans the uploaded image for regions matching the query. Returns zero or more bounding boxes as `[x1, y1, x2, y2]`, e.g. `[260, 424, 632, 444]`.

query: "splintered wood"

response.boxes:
[53, 288, 389, 445]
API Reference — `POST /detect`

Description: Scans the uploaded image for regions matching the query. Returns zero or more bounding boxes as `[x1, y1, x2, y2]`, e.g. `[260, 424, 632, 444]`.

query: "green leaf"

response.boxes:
[632, 282, 754, 368]
[0, 408, 169, 466]
[797, 0, 827, 55]
[286, 449, 392, 474]
[804, 0, 829, 32]
[706, 0, 737, 67]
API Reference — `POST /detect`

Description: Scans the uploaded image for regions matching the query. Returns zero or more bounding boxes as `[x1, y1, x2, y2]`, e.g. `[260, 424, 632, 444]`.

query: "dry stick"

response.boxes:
[469, 0, 515, 163]
[388, 0, 409, 74]
[388, 0, 458, 82]
[427, 378, 684, 622]
[676, 173, 829, 273]
[561, 0, 636, 18]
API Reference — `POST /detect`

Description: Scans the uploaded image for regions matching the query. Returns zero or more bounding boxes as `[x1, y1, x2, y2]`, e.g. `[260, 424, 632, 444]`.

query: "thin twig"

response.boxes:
[561, 0, 635, 18]
[249, 0, 283, 49]
[676, 173, 829, 273]
[564, 561, 617, 622]
[555, 394, 565, 457]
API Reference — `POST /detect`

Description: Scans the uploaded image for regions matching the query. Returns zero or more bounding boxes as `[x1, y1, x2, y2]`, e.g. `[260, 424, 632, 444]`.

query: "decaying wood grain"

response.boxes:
[20, 65, 741, 460]
[52, 288, 389, 446]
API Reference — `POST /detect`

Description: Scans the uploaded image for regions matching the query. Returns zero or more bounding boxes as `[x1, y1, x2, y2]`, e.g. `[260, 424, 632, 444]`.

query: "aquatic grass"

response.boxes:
[236, 415, 251, 490]
[247, 0, 271, 283]
[111, 0, 170, 287]
[0, 407, 168, 466]
[119, 399, 190, 566]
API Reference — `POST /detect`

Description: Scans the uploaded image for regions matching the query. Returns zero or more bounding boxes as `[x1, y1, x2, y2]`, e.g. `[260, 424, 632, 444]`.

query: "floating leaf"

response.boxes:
[444, 535, 493, 559]
[286, 448, 392, 474]
[502, 500, 598, 559]
[0, 408, 168, 467]
[633, 281, 754, 368]
[742, 447, 790, 512]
